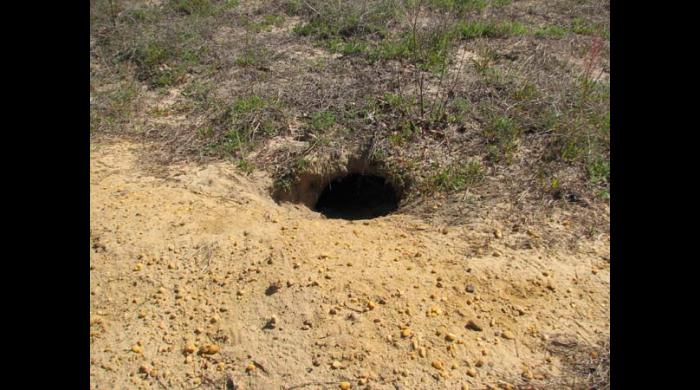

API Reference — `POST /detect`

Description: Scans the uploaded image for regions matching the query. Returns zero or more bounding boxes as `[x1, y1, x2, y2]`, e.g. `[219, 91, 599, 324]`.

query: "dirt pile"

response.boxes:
[90, 141, 609, 389]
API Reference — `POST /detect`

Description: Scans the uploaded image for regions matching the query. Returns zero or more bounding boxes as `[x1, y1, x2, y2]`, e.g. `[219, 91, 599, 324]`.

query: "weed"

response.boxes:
[308, 111, 336, 133]
[534, 25, 567, 38]
[292, 1, 392, 41]
[484, 114, 520, 163]
[170, 0, 215, 16]
[197, 126, 214, 137]
[571, 18, 608, 39]
[248, 14, 285, 32]
[587, 158, 609, 186]
[457, 20, 527, 40]
[294, 156, 310, 171]
[169, 0, 237, 17]
[446, 97, 470, 124]
[237, 158, 256, 174]
[209, 95, 285, 157]
[431, 160, 484, 192]
[426, 0, 487, 14]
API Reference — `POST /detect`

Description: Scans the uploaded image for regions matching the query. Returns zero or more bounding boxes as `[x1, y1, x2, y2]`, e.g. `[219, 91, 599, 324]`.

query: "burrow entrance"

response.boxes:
[272, 157, 404, 220]
[315, 174, 399, 220]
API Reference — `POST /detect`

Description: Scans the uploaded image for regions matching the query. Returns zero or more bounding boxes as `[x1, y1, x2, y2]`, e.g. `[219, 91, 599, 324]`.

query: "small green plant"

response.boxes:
[426, 0, 488, 14]
[294, 156, 310, 171]
[211, 95, 284, 157]
[308, 111, 336, 132]
[534, 25, 567, 38]
[446, 97, 470, 124]
[197, 126, 213, 137]
[169, 0, 237, 16]
[431, 160, 485, 192]
[457, 20, 527, 39]
[571, 18, 608, 38]
[128, 39, 188, 87]
[550, 176, 560, 191]
[587, 158, 609, 186]
[237, 158, 255, 174]
[484, 114, 520, 162]
[511, 82, 538, 101]
[248, 14, 285, 32]
[170, 0, 214, 16]
[292, 1, 390, 41]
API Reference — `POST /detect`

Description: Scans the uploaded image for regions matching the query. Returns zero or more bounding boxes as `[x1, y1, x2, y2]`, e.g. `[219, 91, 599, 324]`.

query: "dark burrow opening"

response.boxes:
[314, 174, 399, 220]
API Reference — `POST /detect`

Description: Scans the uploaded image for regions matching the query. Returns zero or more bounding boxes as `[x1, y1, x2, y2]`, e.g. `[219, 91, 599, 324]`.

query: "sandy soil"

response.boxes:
[90, 140, 609, 390]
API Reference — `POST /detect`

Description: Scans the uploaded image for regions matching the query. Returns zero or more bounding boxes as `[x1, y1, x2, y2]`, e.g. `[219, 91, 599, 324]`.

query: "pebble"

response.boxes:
[466, 284, 475, 293]
[245, 363, 256, 372]
[419, 347, 426, 358]
[133, 263, 143, 271]
[367, 301, 376, 310]
[199, 344, 220, 355]
[494, 229, 502, 238]
[445, 333, 456, 342]
[331, 361, 342, 369]
[266, 281, 282, 295]
[339, 382, 352, 390]
[465, 320, 482, 331]
[522, 370, 534, 380]
[466, 368, 477, 377]
[183, 343, 197, 355]
[432, 360, 444, 370]
[131, 345, 142, 354]
[501, 331, 515, 340]
[401, 328, 412, 338]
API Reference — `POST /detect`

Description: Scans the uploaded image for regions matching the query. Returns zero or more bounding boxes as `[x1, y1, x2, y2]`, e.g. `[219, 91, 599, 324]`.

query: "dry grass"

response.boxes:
[90, 0, 610, 239]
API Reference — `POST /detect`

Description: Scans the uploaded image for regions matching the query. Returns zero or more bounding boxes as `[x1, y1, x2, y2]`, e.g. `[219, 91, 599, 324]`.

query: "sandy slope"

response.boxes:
[90, 141, 609, 390]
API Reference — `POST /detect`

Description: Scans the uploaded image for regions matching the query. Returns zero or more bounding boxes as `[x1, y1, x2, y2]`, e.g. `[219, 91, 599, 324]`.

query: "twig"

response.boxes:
[285, 381, 341, 390]
[342, 303, 365, 313]
[156, 376, 169, 389]
[252, 360, 268, 374]
[301, 0, 321, 17]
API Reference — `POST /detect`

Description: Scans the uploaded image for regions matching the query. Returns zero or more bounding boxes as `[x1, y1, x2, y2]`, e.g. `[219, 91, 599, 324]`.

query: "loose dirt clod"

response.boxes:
[466, 321, 482, 331]
[199, 344, 220, 355]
